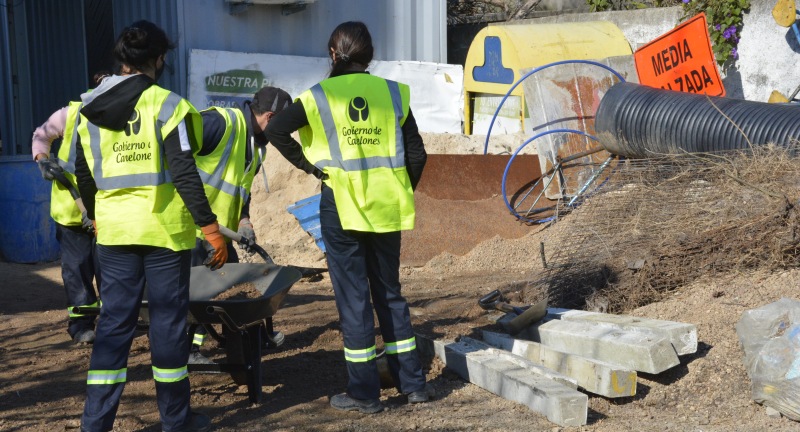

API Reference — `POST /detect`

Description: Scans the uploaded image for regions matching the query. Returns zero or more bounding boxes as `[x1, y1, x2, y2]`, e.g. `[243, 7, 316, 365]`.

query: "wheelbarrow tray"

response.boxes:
[187, 263, 300, 324]
[141, 263, 303, 404]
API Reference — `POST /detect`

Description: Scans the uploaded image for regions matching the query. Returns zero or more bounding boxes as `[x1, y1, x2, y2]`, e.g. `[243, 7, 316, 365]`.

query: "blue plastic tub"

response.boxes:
[287, 193, 325, 253]
[0, 155, 60, 263]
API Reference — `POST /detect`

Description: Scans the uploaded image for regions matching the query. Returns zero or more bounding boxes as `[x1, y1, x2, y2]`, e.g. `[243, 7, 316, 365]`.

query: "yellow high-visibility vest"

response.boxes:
[297, 74, 415, 232]
[78, 86, 202, 250]
[50, 101, 84, 226]
[195, 106, 261, 239]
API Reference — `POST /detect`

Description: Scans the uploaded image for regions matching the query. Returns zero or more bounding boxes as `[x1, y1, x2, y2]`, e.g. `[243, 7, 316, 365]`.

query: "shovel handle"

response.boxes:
[217, 224, 275, 264]
[218, 224, 243, 242]
[49, 167, 88, 214]
[479, 289, 529, 314]
[478, 289, 503, 310]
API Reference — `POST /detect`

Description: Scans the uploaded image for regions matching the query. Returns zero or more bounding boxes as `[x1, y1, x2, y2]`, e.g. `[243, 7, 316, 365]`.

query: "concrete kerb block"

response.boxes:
[427, 336, 588, 427]
[459, 336, 578, 389]
[546, 308, 698, 356]
[519, 320, 680, 374]
[482, 330, 637, 398]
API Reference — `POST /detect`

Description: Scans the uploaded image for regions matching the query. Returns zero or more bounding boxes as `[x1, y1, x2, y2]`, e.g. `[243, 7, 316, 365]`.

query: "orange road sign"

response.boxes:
[634, 13, 725, 97]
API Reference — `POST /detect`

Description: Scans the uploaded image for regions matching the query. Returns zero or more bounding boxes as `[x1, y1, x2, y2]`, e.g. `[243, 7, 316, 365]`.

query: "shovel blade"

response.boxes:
[507, 299, 548, 334]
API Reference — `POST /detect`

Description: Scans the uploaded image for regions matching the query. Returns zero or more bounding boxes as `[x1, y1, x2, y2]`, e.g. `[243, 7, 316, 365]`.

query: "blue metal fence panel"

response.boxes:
[181, 0, 446, 62]
[112, 0, 186, 95]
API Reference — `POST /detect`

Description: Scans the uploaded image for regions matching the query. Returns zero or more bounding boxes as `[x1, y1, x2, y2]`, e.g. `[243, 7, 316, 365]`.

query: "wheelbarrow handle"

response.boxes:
[71, 306, 101, 316]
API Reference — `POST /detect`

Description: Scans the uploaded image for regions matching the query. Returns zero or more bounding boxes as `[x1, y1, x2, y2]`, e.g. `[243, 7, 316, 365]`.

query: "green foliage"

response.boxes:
[587, 0, 682, 13]
[681, 0, 750, 67]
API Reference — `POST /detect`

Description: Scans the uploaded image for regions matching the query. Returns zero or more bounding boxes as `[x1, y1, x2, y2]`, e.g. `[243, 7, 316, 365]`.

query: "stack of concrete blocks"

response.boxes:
[419, 308, 697, 427]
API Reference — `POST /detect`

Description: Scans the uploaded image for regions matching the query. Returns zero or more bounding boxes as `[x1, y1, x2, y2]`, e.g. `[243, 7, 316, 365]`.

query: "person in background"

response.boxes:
[187, 86, 293, 365]
[74, 20, 223, 432]
[31, 71, 111, 345]
[265, 21, 431, 414]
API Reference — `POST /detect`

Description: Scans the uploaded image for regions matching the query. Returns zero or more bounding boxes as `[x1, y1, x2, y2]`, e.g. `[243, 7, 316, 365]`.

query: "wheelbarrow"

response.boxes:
[73, 262, 301, 404]
[173, 262, 301, 404]
[144, 226, 304, 404]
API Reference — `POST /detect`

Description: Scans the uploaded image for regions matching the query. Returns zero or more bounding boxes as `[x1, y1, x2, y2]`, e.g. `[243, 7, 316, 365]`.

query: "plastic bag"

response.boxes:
[736, 298, 800, 420]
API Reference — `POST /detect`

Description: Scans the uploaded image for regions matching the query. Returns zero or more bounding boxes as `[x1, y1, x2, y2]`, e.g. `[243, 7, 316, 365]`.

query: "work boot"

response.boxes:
[72, 328, 95, 345]
[262, 331, 285, 349]
[188, 351, 215, 365]
[164, 411, 211, 432]
[329, 392, 384, 414]
[406, 384, 435, 404]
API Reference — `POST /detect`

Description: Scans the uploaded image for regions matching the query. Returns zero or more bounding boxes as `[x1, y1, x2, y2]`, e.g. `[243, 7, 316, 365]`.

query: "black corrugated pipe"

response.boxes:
[594, 82, 800, 159]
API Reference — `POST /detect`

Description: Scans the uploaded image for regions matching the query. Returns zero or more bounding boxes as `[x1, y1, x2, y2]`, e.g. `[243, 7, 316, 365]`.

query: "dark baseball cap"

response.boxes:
[251, 86, 292, 114]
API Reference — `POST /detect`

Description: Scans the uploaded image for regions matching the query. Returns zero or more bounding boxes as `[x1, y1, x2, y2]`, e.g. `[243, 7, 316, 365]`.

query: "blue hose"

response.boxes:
[481, 59, 626, 155]
[480, 59, 625, 224]
[502, 129, 599, 224]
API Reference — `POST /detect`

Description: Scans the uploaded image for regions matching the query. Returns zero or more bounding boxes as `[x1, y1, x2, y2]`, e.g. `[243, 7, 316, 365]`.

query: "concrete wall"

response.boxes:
[511, 0, 800, 102]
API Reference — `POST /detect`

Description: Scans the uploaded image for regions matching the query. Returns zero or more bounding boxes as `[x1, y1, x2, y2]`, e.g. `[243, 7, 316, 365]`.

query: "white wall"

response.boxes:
[515, 1, 800, 102]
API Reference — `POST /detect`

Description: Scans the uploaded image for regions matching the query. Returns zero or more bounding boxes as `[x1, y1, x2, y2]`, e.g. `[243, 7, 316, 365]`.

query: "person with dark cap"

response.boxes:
[74, 20, 223, 432]
[186, 86, 293, 365]
[265, 21, 431, 414]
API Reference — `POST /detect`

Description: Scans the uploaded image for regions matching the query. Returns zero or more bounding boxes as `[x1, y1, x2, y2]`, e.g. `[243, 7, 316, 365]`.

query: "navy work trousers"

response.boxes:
[82, 245, 192, 432]
[319, 185, 426, 400]
[56, 223, 100, 337]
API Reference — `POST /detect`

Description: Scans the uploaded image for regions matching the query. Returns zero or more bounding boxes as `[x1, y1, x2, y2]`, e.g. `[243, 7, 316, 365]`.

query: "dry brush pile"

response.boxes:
[531, 145, 800, 313]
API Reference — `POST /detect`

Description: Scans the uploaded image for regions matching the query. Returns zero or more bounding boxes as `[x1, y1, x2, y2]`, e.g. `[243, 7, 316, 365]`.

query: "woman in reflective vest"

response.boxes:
[32, 100, 101, 344]
[266, 21, 430, 414]
[73, 20, 224, 432]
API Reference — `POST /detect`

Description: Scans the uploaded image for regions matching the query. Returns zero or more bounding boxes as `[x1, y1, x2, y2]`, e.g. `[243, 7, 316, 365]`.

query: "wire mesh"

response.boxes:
[531, 145, 800, 313]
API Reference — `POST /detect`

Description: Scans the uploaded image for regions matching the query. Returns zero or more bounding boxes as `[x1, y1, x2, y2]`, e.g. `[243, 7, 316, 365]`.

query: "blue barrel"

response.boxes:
[0, 155, 60, 263]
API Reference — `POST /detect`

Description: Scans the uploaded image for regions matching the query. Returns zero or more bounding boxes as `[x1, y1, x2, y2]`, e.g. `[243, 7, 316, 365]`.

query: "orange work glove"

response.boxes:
[200, 221, 228, 270]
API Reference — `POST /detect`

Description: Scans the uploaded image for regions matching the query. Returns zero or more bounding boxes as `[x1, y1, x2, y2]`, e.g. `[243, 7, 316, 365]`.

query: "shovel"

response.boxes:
[46, 165, 88, 215]
[216, 225, 328, 280]
[478, 289, 548, 335]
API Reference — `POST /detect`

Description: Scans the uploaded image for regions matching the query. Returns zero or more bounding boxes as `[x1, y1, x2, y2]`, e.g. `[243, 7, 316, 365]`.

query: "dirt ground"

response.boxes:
[3, 136, 800, 431]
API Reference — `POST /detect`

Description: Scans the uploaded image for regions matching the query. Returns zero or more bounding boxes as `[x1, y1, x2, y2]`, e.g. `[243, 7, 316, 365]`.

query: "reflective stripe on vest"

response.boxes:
[194, 107, 255, 237]
[152, 365, 188, 383]
[344, 345, 377, 363]
[79, 87, 200, 250]
[84, 92, 184, 190]
[50, 101, 84, 226]
[384, 336, 417, 355]
[308, 81, 406, 171]
[197, 108, 248, 200]
[87, 368, 127, 385]
[298, 75, 416, 232]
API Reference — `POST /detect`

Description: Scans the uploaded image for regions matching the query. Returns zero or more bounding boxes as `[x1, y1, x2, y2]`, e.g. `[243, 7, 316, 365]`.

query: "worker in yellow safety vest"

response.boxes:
[73, 20, 222, 432]
[187, 86, 293, 365]
[32, 78, 107, 345]
[265, 21, 432, 414]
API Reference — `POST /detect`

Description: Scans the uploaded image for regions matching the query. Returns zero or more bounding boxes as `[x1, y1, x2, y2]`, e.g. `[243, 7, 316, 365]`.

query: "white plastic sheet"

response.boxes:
[188, 49, 463, 133]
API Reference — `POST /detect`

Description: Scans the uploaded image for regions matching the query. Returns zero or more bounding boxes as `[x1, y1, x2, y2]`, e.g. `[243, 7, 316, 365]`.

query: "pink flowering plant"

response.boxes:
[681, 0, 750, 66]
